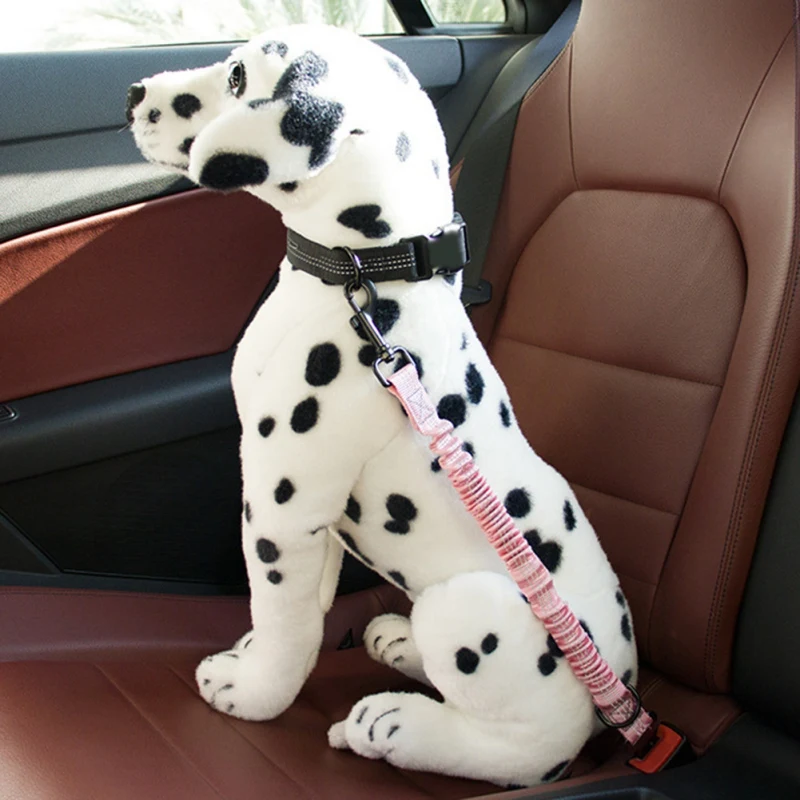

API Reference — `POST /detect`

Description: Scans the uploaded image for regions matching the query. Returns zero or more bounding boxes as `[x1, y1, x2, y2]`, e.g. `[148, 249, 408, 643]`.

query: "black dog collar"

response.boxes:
[286, 214, 470, 285]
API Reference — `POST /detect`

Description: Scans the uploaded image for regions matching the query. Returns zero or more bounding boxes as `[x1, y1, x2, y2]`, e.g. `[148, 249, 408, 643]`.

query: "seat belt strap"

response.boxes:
[455, 0, 581, 306]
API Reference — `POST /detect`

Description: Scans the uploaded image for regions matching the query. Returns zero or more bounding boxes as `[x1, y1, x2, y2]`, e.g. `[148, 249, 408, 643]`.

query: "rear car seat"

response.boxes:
[0, 0, 796, 797]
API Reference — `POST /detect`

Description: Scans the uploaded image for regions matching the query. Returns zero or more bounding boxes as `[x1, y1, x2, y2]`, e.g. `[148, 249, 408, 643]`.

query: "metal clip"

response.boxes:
[344, 277, 411, 388]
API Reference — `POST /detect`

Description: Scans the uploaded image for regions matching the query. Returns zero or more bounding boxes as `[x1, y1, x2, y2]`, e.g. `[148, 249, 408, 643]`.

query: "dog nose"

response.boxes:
[126, 83, 146, 123]
[199, 152, 269, 191]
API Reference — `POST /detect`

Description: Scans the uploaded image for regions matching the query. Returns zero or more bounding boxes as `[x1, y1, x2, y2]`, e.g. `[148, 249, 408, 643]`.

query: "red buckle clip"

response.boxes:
[628, 722, 693, 774]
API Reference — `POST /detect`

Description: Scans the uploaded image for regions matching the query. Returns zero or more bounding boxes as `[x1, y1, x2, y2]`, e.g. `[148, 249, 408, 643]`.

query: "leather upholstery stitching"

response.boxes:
[706, 243, 800, 688]
[571, 479, 679, 521]
[717, 25, 796, 203]
[706, 25, 800, 688]
[494, 333, 725, 390]
[95, 664, 229, 800]
[567, 39, 580, 190]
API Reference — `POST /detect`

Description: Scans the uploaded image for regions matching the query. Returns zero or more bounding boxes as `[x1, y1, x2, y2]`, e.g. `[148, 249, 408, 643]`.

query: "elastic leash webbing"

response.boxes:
[384, 362, 656, 748]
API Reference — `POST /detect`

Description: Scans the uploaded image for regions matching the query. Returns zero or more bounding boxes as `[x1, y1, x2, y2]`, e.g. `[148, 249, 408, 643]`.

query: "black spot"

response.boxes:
[384, 493, 417, 534]
[305, 343, 341, 386]
[386, 494, 417, 521]
[338, 530, 373, 566]
[622, 669, 633, 686]
[437, 394, 467, 428]
[616, 589, 626, 606]
[504, 488, 531, 518]
[345, 495, 361, 524]
[431, 458, 441, 473]
[563, 499, 577, 531]
[538, 653, 557, 676]
[460, 333, 468, 351]
[262, 40, 288, 58]
[621, 614, 632, 642]
[267, 569, 283, 584]
[481, 633, 498, 654]
[580, 620, 594, 642]
[358, 344, 376, 366]
[393, 350, 424, 380]
[542, 761, 570, 782]
[273, 51, 329, 99]
[280, 92, 344, 169]
[388, 570, 408, 590]
[178, 136, 195, 155]
[290, 396, 319, 433]
[148, 108, 161, 124]
[546, 634, 563, 658]
[274, 478, 295, 504]
[244, 501, 252, 523]
[373, 298, 400, 335]
[337, 204, 392, 239]
[523, 530, 562, 573]
[499, 400, 512, 428]
[256, 537, 280, 563]
[519, 592, 530, 604]
[356, 705, 369, 724]
[432, 159, 440, 179]
[386, 56, 409, 83]
[384, 522, 409, 536]
[279, 181, 298, 192]
[350, 128, 366, 135]
[462, 442, 475, 459]
[172, 93, 202, 119]
[465, 363, 484, 405]
[395, 132, 410, 161]
[456, 647, 480, 674]
[387, 724, 400, 738]
[199, 153, 269, 191]
[125, 82, 145, 123]
[258, 416, 276, 437]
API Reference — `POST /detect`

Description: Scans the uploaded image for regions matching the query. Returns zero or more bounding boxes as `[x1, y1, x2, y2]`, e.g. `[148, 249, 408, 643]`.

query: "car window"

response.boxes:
[0, 0, 404, 52]
[425, 0, 506, 24]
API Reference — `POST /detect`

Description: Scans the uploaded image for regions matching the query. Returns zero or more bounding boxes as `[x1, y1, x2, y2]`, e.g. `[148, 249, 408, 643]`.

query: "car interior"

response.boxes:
[0, 0, 798, 797]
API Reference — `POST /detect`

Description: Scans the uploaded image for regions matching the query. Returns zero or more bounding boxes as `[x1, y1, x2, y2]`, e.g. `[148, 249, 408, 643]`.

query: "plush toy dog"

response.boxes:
[127, 25, 637, 788]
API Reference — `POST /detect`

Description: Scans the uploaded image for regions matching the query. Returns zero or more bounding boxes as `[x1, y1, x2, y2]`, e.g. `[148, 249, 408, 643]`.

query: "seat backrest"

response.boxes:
[472, 0, 798, 694]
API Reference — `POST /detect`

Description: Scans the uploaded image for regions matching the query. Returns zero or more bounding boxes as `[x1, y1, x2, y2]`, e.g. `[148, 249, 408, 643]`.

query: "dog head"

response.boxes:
[127, 25, 453, 248]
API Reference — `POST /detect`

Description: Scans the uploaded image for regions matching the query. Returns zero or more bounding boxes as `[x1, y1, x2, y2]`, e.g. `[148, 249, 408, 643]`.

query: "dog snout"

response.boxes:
[125, 83, 146, 123]
[198, 152, 269, 191]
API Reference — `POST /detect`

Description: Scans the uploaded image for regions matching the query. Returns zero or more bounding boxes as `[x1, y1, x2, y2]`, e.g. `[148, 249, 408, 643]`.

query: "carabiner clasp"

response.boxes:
[343, 277, 413, 388]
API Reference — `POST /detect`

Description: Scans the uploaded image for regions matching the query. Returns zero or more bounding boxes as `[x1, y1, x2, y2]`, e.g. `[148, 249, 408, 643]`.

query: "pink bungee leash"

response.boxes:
[344, 275, 683, 767]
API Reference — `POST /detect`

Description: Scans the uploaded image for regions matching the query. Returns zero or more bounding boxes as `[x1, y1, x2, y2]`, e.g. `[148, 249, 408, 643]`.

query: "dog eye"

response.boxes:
[228, 61, 246, 97]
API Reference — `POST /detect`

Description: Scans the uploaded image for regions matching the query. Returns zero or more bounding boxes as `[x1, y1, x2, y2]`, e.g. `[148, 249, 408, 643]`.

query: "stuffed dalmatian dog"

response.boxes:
[127, 24, 637, 788]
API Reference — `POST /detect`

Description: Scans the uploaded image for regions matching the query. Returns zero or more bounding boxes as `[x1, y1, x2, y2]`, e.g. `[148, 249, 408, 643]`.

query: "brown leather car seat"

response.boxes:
[0, 1, 796, 798]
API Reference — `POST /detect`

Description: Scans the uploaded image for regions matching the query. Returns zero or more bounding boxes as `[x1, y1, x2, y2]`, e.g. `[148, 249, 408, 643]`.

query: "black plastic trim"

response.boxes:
[0, 352, 237, 484]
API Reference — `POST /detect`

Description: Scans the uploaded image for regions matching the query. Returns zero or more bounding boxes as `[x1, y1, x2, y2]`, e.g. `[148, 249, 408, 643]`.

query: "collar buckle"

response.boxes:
[406, 214, 470, 281]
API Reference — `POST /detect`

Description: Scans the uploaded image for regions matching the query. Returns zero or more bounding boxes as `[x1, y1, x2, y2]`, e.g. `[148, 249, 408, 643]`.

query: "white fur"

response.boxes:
[129, 25, 637, 788]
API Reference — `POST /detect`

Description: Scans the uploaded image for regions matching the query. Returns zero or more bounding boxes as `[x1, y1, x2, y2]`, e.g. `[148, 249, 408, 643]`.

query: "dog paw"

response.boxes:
[330, 692, 409, 760]
[195, 635, 305, 721]
[364, 614, 429, 684]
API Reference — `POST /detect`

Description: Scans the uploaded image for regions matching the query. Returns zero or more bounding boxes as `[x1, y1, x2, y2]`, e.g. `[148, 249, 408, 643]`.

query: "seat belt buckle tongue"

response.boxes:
[628, 721, 696, 774]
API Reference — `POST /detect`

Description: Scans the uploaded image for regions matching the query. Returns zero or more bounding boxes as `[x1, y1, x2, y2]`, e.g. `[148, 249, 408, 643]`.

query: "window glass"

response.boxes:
[0, 0, 404, 53]
[425, 0, 506, 24]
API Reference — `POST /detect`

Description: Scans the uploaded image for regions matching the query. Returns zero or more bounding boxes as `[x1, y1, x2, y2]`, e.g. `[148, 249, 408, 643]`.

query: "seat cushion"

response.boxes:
[0, 649, 497, 800]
